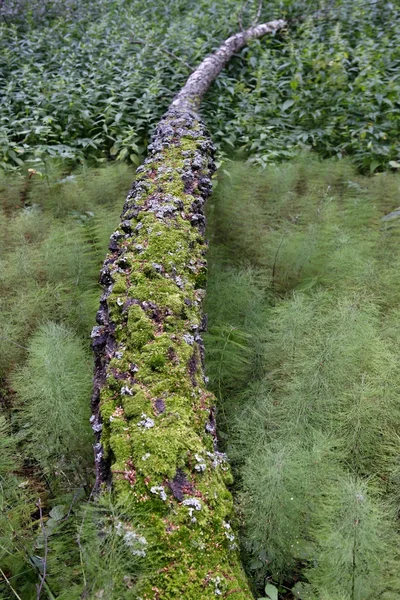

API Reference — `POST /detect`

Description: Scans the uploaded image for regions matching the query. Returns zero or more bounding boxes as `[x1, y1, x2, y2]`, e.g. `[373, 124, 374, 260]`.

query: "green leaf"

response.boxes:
[281, 99, 295, 113]
[265, 583, 278, 600]
[370, 160, 380, 173]
[117, 147, 128, 160]
[389, 160, 400, 169]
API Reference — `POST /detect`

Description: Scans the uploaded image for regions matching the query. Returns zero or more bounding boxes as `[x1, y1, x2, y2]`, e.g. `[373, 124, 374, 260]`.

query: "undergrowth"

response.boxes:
[3, 153, 400, 598]
[0, 162, 138, 599]
[1, 0, 400, 172]
[204, 156, 400, 599]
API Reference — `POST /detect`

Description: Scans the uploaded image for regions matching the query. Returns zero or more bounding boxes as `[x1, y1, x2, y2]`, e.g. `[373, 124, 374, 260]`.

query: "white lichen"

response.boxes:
[182, 498, 202, 510]
[222, 521, 236, 542]
[182, 497, 202, 520]
[115, 521, 147, 557]
[183, 333, 195, 345]
[150, 485, 167, 501]
[212, 576, 223, 596]
[194, 453, 207, 472]
[121, 386, 133, 395]
[91, 421, 102, 433]
[206, 450, 229, 470]
[137, 414, 155, 429]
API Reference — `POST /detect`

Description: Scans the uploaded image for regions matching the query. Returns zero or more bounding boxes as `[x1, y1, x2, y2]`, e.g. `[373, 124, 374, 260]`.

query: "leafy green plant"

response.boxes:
[1, 0, 400, 172]
[259, 582, 279, 600]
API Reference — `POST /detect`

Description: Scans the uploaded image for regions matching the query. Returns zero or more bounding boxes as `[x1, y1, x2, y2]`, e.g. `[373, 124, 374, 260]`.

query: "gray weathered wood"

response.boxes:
[171, 19, 286, 111]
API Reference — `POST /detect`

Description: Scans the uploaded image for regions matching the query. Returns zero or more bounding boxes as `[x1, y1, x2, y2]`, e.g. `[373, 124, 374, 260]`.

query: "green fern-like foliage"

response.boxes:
[0, 415, 37, 599]
[0, 161, 133, 380]
[204, 157, 400, 597]
[3, 153, 400, 597]
[12, 322, 93, 479]
[306, 476, 400, 600]
[0, 161, 135, 597]
[62, 494, 144, 599]
[237, 434, 340, 580]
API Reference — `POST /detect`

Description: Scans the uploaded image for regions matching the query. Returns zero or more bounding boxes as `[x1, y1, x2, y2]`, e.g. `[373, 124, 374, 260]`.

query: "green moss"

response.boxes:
[97, 114, 252, 598]
[127, 305, 155, 348]
[111, 273, 128, 294]
[134, 279, 185, 314]
[122, 386, 150, 419]
[109, 434, 132, 463]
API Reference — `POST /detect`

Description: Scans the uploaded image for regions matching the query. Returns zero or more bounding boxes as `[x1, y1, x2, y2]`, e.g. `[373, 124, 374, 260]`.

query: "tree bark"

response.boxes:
[91, 18, 285, 599]
[171, 19, 285, 112]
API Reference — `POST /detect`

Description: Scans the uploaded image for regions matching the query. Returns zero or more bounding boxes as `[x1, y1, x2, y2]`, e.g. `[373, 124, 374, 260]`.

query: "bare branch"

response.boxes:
[0, 336, 28, 350]
[36, 499, 48, 600]
[132, 38, 192, 71]
[253, 0, 263, 26]
[238, 0, 249, 31]
[0, 567, 23, 600]
[171, 18, 286, 111]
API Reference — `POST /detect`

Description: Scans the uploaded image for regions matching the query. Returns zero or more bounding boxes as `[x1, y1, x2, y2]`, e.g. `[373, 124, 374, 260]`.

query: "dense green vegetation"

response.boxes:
[1, 0, 400, 172]
[0, 164, 138, 598]
[6, 159, 400, 599]
[204, 158, 400, 599]
[2, 0, 400, 598]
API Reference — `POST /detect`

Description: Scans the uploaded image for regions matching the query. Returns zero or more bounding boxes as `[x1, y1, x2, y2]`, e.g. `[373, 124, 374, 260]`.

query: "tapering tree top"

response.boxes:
[171, 19, 286, 111]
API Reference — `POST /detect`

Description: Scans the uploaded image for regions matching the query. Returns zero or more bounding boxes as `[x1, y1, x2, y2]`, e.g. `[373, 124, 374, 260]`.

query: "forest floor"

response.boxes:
[204, 156, 400, 599]
[0, 163, 134, 599]
[1, 2, 400, 598]
[2, 156, 400, 598]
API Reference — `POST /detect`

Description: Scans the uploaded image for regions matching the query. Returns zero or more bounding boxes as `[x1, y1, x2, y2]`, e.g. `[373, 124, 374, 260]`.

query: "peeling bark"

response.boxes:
[91, 19, 286, 599]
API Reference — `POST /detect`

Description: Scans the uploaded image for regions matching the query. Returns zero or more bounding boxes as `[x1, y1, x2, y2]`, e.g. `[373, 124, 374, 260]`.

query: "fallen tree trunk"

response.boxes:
[91, 18, 285, 599]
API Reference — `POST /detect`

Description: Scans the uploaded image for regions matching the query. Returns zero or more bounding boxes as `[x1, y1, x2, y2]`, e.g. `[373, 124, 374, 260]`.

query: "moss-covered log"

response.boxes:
[91, 19, 285, 599]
